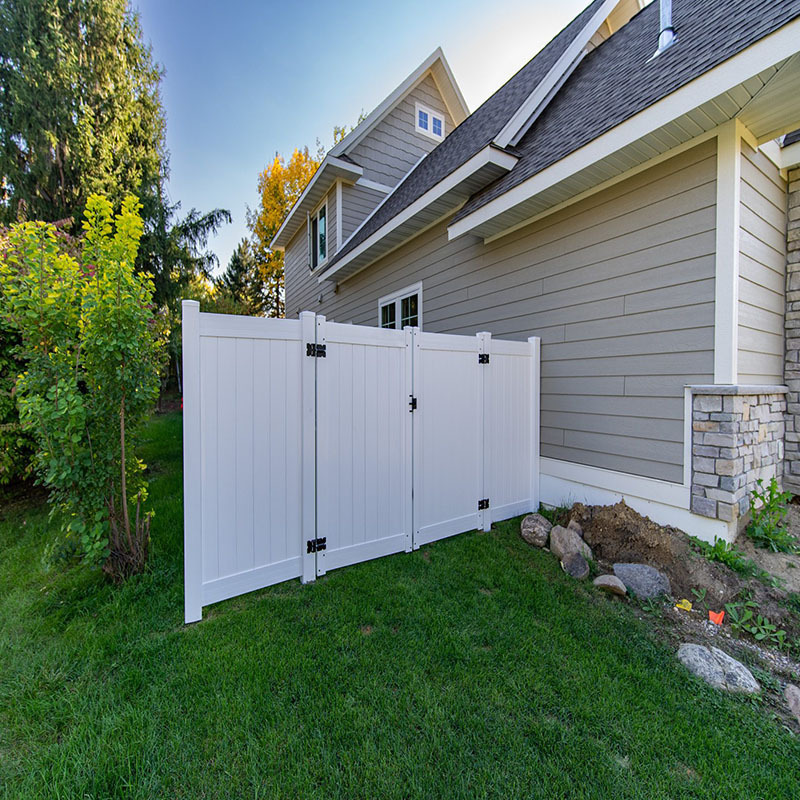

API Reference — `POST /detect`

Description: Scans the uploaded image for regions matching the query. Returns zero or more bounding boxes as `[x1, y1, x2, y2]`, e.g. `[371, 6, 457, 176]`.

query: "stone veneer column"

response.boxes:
[690, 387, 786, 524]
[784, 165, 800, 493]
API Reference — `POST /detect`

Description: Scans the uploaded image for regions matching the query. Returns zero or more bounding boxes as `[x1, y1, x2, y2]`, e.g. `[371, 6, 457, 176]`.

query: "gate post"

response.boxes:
[182, 300, 203, 624]
[528, 336, 541, 514]
[300, 312, 318, 584]
[477, 332, 492, 532]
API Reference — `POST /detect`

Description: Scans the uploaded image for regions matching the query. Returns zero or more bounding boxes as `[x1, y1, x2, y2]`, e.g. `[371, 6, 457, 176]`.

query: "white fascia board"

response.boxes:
[494, 0, 621, 149]
[330, 47, 467, 159]
[317, 145, 519, 283]
[448, 16, 800, 241]
[777, 139, 800, 170]
[270, 155, 362, 250]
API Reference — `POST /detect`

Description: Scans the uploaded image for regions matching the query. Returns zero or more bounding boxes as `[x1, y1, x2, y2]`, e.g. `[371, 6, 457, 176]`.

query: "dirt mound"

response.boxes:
[568, 502, 798, 636]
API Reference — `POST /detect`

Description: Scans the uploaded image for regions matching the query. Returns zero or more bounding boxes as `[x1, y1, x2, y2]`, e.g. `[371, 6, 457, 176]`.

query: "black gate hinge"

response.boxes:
[409, 395, 417, 412]
[307, 537, 327, 553]
[306, 343, 327, 357]
[478, 353, 490, 364]
[478, 498, 490, 511]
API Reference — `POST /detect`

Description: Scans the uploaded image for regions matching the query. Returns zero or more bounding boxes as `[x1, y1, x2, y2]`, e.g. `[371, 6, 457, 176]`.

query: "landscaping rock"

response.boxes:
[786, 684, 800, 724]
[520, 513, 551, 548]
[593, 574, 627, 595]
[612, 563, 671, 599]
[677, 643, 760, 694]
[567, 519, 583, 537]
[561, 552, 590, 579]
[550, 525, 592, 561]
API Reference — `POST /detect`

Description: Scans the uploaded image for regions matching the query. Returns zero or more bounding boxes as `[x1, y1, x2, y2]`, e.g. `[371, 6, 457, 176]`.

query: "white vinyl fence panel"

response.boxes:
[183, 301, 539, 622]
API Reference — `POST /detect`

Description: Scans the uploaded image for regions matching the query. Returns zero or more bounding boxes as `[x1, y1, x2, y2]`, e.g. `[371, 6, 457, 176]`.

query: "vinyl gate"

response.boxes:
[182, 301, 540, 623]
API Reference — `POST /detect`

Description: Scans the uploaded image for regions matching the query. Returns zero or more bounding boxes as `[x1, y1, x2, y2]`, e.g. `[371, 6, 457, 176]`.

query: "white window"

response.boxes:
[415, 103, 445, 141]
[378, 282, 422, 330]
[309, 199, 327, 269]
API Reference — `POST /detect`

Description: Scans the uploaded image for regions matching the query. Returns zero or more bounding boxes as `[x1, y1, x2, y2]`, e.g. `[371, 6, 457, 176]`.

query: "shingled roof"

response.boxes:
[323, 0, 800, 276]
[455, 0, 800, 225]
[321, 0, 608, 271]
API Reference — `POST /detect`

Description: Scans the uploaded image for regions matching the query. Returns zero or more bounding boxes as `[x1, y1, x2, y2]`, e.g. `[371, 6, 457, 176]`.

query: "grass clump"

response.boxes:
[747, 478, 799, 554]
[690, 536, 777, 586]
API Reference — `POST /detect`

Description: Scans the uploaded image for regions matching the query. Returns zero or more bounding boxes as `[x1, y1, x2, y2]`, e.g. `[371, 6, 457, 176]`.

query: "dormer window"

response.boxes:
[309, 199, 327, 269]
[415, 103, 445, 141]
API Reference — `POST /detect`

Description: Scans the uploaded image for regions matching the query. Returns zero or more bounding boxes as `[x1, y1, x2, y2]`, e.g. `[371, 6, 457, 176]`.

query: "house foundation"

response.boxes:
[690, 386, 786, 526]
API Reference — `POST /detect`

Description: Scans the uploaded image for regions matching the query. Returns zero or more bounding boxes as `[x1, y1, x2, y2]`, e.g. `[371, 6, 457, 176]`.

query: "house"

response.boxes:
[273, 0, 800, 544]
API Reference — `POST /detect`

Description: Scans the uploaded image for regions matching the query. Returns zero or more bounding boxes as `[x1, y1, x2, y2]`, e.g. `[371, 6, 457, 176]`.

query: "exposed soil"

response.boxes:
[562, 500, 800, 733]
[568, 501, 800, 642]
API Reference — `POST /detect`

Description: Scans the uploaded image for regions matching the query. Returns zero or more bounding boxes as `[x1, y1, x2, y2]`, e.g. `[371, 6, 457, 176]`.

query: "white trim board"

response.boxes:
[540, 457, 735, 544]
[448, 16, 800, 241]
[713, 119, 743, 384]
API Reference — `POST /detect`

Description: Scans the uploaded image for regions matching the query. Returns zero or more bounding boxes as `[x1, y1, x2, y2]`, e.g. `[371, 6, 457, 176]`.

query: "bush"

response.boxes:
[746, 477, 798, 554]
[0, 319, 35, 484]
[0, 195, 165, 579]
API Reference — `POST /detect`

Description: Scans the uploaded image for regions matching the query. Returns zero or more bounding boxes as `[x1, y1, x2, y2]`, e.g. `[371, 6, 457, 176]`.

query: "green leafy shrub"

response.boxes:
[747, 477, 798, 553]
[0, 195, 165, 580]
[0, 318, 35, 484]
[689, 536, 776, 585]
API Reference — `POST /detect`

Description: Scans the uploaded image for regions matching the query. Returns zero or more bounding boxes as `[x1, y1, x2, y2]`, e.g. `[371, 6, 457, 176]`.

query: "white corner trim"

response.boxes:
[494, 0, 620, 149]
[448, 16, 800, 241]
[713, 119, 742, 385]
[317, 145, 519, 282]
[539, 457, 735, 544]
[335, 179, 343, 252]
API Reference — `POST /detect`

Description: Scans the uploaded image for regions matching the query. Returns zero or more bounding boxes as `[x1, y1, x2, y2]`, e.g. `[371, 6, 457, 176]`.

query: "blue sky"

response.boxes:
[134, 0, 588, 274]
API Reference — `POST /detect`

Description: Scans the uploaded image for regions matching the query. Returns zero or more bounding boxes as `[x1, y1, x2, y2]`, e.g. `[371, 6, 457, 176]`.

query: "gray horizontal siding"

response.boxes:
[738, 140, 786, 384]
[349, 74, 455, 187]
[313, 139, 719, 483]
[341, 183, 385, 242]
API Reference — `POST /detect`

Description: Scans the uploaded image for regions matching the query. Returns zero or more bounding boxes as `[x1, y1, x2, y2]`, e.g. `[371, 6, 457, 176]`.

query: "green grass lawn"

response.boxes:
[1, 411, 799, 799]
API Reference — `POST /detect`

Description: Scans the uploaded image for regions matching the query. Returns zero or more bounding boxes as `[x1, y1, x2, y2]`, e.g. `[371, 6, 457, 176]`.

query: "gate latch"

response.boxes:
[478, 353, 490, 364]
[306, 343, 327, 357]
[478, 499, 490, 511]
[409, 395, 418, 412]
[307, 537, 327, 553]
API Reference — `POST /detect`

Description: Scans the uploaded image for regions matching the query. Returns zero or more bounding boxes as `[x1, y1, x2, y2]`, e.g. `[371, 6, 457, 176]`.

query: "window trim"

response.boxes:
[309, 197, 328, 270]
[378, 282, 423, 330]
[414, 102, 445, 142]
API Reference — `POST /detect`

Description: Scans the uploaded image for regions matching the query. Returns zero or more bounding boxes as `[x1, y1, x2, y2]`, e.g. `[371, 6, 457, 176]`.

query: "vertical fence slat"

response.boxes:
[300, 312, 317, 583]
[182, 300, 203, 624]
[529, 336, 541, 514]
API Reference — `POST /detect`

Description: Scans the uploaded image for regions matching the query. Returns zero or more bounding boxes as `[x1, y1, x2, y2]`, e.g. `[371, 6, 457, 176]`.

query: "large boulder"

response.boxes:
[612, 563, 671, 599]
[561, 552, 590, 579]
[593, 574, 627, 596]
[550, 525, 592, 561]
[677, 643, 760, 694]
[520, 513, 551, 548]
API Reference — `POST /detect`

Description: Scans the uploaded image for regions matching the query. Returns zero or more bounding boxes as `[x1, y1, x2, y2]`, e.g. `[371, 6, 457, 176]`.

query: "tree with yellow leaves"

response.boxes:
[247, 147, 320, 317]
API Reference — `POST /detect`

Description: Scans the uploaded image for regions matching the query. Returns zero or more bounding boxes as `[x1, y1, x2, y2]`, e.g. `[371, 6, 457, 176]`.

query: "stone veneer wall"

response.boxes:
[691, 388, 786, 523]
[784, 165, 800, 493]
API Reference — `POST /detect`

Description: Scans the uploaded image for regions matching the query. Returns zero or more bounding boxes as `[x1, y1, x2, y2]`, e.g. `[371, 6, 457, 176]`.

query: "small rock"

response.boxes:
[550, 525, 592, 561]
[520, 513, 551, 548]
[593, 574, 626, 595]
[562, 552, 590, 579]
[785, 684, 800, 724]
[567, 519, 583, 536]
[613, 563, 671, 599]
[677, 643, 760, 694]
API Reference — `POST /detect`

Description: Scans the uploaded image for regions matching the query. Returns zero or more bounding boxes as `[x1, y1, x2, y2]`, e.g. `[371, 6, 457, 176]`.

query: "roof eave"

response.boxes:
[270, 156, 363, 250]
[449, 18, 800, 243]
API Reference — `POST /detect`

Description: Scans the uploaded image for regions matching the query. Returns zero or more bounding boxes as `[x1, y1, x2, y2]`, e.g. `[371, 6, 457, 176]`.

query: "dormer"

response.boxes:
[271, 48, 468, 260]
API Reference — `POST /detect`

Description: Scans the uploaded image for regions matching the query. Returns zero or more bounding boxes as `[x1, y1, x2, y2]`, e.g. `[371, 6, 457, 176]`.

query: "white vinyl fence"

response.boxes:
[182, 300, 540, 622]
